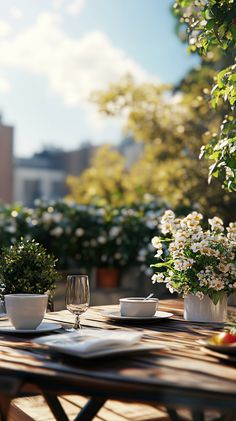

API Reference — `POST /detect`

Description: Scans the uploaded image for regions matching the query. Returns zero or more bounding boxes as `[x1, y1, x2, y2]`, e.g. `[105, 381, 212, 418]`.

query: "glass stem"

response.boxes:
[74, 315, 81, 329]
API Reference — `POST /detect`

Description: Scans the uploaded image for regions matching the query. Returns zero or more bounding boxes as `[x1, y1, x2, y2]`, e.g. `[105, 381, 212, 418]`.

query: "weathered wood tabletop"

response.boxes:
[0, 299, 236, 421]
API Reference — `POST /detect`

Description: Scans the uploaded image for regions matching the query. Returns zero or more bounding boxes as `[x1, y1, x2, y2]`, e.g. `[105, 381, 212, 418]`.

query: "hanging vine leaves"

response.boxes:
[173, 0, 236, 191]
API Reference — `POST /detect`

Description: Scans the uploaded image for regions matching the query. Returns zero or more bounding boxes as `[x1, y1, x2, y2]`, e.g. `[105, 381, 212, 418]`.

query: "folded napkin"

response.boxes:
[35, 329, 143, 356]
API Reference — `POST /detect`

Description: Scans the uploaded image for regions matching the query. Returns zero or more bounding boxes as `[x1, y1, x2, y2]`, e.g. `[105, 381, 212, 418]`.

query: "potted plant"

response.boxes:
[151, 210, 236, 322]
[92, 203, 163, 288]
[0, 238, 59, 309]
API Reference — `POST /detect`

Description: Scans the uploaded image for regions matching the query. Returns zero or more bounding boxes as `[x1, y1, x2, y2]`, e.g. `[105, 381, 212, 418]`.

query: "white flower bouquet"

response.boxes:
[151, 210, 236, 304]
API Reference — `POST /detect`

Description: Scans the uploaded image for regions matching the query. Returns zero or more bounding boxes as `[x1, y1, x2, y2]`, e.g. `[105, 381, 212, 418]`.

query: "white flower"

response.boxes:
[154, 249, 163, 258]
[218, 263, 231, 273]
[209, 278, 225, 291]
[184, 212, 203, 229]
[51, 212, 63, 223]
[174, 258, 194, 271]
[190, 243, 201, 253]
[5, 225, 16, 233]
[152, 273, 164, 283]
[227, 222, 236, 240]
[98, 236, 106, 244]
[75, 228, 85, 237]
[200, 247, 220, 257]
[41, 213, 54, 224]
[151, 236, 162, 249]
[50, 226, 63, 237]
[186, 211, 203, 222]
[195, 291, 204, 300]
[166, 283, 175, 294]
[161, 210, 175, 222]
[160, 210, 175, 234]
[191, 231, 203, 241]
[160, 222, 173, 235]
[208, 217, 224, 232]
[109, 226, 121, 238]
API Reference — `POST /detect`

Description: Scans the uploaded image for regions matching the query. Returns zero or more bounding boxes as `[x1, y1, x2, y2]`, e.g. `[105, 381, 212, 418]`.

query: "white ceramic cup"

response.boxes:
[119, 297, 158, 317]
[4, 294, 48, 330]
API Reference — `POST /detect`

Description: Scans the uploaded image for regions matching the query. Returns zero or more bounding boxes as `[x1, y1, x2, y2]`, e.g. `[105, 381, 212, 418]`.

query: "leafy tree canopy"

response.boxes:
[173, 0, 236, 191]
[67, 145, 127, 206]
[68, 75, 236, 222]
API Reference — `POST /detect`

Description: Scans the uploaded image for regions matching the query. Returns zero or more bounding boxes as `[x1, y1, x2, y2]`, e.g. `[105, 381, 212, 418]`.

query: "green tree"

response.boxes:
[66, 144, 127, 206]
[68, 75, 235, 221]
[173, 0, 236, 190]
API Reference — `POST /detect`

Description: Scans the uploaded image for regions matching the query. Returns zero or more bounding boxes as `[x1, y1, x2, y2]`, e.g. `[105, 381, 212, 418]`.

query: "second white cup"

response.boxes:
[119, 297, 158, 317]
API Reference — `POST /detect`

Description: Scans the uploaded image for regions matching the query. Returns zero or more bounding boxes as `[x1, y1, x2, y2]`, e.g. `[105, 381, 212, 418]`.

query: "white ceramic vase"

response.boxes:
[228, 292, 236, 306]
[184, 294, 227, 323]
[0, 300, 4, 313]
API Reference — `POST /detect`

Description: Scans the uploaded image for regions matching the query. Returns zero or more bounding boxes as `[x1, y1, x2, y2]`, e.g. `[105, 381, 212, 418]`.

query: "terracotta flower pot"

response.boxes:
[96, 267, 120, 288]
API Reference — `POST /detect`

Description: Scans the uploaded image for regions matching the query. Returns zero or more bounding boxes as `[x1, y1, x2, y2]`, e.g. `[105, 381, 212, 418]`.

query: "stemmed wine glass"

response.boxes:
[65, 274, 90, 329]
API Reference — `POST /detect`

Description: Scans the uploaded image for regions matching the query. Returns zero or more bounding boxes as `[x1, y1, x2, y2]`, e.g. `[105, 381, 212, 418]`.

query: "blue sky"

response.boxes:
[0, 0, 199, 157]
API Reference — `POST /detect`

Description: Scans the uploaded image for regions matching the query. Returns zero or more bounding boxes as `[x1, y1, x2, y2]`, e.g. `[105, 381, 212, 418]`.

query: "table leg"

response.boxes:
[0, 396, 12, 421]
[191, 411, 205, 421]
[43, 394, 69, 421]
[43, 394, 106, 421]
[73, 397, 107, 421]
[167, 408, 205, 421]
[166, 408, 182, 421]
[0, 376, 22, 421]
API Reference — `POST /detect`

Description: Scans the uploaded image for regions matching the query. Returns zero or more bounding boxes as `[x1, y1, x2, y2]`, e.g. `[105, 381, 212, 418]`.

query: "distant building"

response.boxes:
[118, 136, 143, 167]
[13, 138, 142, 206]
[63, 142, 98, 176]
[13, 143, 97, 206]
[14, 154, 66, 207]
[0, 116, 14, 203]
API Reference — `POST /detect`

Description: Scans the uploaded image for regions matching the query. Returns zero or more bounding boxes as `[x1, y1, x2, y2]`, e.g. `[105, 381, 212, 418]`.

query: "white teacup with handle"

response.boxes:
[4, 294, 48, 330]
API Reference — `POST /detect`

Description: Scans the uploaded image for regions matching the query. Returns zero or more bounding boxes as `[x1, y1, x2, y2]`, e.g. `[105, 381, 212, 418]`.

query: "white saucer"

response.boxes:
[0, 313, 7, 320]
[102, 310, 173, 322]
[0, 322, 62, 334]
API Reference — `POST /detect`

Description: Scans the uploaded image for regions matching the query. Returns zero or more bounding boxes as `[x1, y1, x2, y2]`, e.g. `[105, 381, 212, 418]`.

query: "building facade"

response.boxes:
[0, 117, 14, 203]
[13, 143, 97, 206]
[14, 155, 66, 206]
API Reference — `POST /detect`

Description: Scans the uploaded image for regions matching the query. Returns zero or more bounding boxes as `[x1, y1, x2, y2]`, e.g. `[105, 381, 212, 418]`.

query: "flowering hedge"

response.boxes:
[0, 200, 164, 274]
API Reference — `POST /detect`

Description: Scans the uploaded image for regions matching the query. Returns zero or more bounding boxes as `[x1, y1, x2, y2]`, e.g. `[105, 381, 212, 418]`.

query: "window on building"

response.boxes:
[24, 179, 41, 206]
[51, 180, 65, 199]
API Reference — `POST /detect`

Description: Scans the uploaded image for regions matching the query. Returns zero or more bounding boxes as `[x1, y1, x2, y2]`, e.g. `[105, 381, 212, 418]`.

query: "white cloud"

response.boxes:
[52, 0, 85, 16]
[0, 12, 152, 107]
[9, 7, 23, 20]
[66, 0, 85, 16]
[52, 0, 65, 9]
[0, 21, 12, 37]
[0, 75, 11, 92]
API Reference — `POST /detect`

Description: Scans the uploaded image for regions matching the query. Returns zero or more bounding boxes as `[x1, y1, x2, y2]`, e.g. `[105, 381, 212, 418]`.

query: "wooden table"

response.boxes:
[0, 299, 236, 421]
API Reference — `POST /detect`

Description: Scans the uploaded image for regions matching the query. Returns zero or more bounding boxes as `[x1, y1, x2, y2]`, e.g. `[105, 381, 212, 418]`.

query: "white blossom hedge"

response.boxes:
[0, 200, 165, 274]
